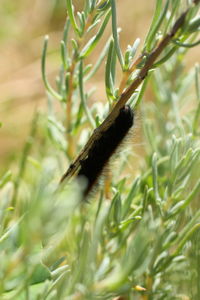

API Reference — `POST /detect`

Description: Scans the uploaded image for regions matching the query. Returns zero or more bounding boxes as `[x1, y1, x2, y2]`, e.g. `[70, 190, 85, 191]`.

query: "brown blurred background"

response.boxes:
[0, 0, 199, 170]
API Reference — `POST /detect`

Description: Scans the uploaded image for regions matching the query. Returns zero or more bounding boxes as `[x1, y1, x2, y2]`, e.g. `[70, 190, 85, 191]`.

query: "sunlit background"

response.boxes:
[0, 0, 199, 171]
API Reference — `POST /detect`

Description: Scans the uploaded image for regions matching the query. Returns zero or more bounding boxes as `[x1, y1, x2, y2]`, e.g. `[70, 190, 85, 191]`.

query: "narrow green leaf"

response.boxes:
[0, 171, 12, 189]
[173, 223, 200, 257]
[144, 0, 163, 51]
[122, 177, 140, 218]
[105, 39, 115, 101]
[66, 0, 80, 35]
[63, 17, 70, 44]
[41, 36, 63, 101]
[152, 153, 162, 207]
[110, 0, 124, 69]
[80, 9, 111, 58]
[187, 15, 200, 33]
[85, 36, 112, 81]
[172, 38, 200, 47]
[79, 60, 96, 128]
[60, 40, 69, 70]
[146, 0, 170, 52]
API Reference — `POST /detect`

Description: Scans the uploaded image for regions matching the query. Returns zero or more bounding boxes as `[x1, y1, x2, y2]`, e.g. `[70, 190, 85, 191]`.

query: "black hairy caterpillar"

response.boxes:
[77, 105, 134, 198]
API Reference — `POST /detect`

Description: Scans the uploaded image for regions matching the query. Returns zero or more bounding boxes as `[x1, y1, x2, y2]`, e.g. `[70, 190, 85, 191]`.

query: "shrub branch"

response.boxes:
[60, 0, 199, 183]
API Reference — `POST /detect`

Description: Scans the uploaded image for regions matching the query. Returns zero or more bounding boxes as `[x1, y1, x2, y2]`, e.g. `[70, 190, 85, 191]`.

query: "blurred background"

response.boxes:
[0, 0, 199, 172]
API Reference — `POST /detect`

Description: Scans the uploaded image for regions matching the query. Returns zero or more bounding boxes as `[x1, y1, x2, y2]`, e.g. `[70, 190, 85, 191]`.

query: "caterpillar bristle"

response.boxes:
[77, 105, 134, 198]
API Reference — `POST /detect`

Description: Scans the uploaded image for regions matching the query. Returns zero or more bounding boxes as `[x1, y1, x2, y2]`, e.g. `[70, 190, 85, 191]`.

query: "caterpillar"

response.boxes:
[77, 105, 134, 198]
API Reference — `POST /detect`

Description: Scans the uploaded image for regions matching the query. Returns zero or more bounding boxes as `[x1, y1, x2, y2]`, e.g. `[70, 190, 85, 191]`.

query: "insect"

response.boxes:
[77, 105, 134, 198]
